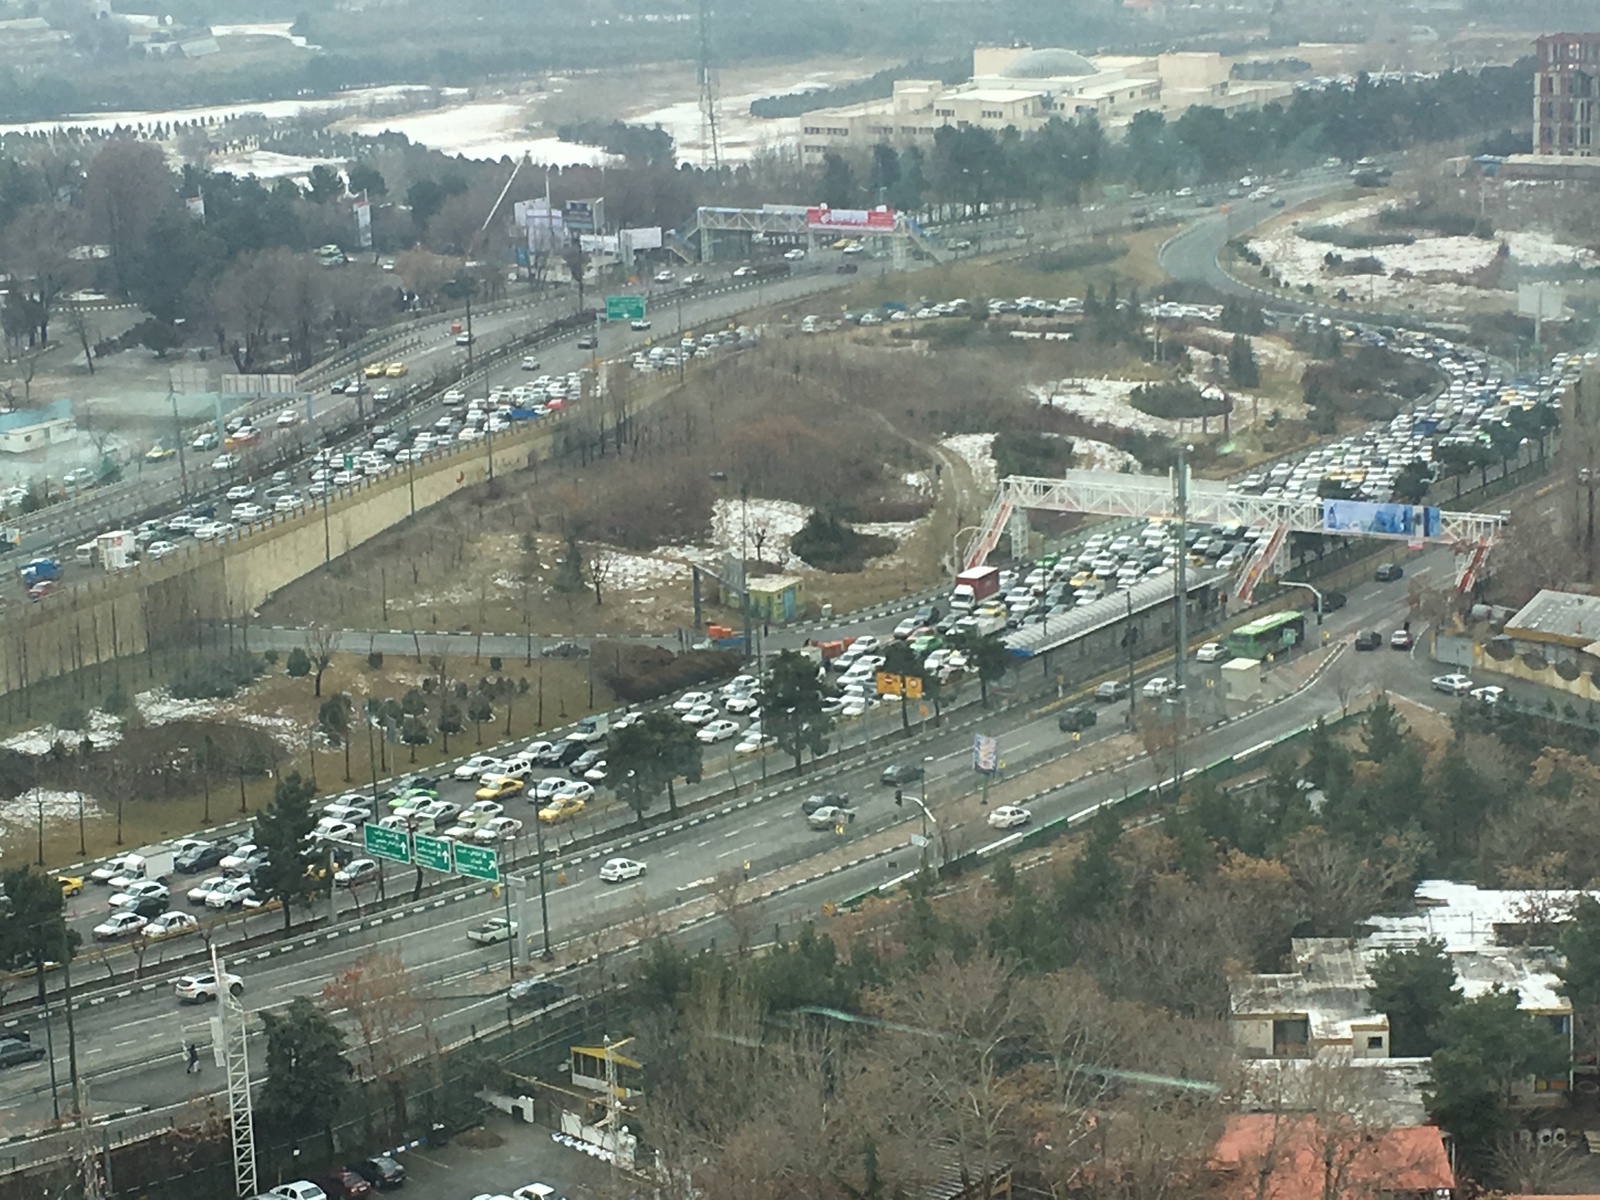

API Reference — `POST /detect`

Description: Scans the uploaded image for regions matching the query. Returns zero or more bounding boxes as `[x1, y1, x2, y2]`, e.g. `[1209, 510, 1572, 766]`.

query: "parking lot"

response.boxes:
[358, 1114, 618, 1200]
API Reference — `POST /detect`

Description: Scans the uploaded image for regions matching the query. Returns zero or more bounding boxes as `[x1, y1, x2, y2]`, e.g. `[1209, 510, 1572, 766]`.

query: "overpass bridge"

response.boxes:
[677, 204, 944, 266]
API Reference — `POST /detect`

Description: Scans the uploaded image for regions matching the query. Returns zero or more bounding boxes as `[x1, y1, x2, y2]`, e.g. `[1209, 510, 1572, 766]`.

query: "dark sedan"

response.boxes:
[348, 1156, 406, 1189]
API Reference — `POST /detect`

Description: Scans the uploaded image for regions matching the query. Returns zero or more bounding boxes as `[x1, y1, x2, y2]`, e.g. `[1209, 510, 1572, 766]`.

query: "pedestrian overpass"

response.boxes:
[964, 469, 1506, 601]
[676, 205, 944, 265]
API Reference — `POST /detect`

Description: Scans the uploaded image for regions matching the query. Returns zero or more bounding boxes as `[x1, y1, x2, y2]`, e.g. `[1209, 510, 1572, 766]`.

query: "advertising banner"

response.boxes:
[623, 226, 663, 250]
[1320, 499, 1440, 539]
[805, 205, 895, 231]
[565, 197, 605, 235]
[354, 194, 372, 249]
[185, 194, 205, 221]
[973, 734, 999, 774]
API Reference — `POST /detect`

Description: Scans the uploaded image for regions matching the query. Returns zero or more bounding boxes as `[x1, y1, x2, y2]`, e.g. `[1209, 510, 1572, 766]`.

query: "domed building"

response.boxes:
[795, 44, 1291, 167]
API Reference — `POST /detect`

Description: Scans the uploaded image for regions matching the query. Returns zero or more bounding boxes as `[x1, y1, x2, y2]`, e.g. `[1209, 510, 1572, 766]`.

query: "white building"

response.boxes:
[798, 45, 1293, 166]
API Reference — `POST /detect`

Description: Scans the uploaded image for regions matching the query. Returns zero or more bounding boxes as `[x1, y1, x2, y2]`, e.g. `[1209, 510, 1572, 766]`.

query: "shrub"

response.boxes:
[169, 652, 265, 700]
[1300, 223, 1414, 250]
[1025, 240, 1127, 272]
[993, 430, 1073, 479]
[285, 647, 311, 678]
[790, 510, 894, 573]
[262, 649, 279, 666]
[1129, 381, 1229, 420]
[101, 683, 129, 714]
[489, 656, 502, 672]
[367, 650, 384, 669]
[602, 646, 743, 704]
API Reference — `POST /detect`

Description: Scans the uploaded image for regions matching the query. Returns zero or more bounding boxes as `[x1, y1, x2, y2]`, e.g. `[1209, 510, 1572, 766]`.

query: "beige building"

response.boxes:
[798, 45, 1292, 166]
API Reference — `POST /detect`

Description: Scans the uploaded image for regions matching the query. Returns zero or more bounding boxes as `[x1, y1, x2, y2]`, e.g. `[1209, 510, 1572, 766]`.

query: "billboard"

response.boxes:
[623, 226, 663, 250]
[185, 194, 205, 221]
[565, 197, 605, 235]
[579, 233, 619, 255]
[526, 207, 564, 254]
[973, 734, 999, 774]
[354, 194, 372, 249]
[1321, 499, 1441, 539]
[805, 205, 895, 231]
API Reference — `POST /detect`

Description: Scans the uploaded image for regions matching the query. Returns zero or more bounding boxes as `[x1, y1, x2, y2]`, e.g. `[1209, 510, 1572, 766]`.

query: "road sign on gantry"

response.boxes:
[363, 824, 410, 865]
[605, 294, 645, 320]
[413, 833, 453, 873]
[454, 844, 499, 882]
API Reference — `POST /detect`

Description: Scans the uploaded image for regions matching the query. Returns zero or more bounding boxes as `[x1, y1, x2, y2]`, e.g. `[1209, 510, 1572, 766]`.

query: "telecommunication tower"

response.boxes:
[696, 0, 722, 170]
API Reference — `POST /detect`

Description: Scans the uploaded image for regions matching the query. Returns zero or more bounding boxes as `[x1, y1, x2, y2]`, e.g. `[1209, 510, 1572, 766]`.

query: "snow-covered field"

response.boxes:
[207, 149, 344, 181]
[708, 497, 811, 569]
[1071, 439, 1141, 472]
[1034, 379, 1176, 435]
[940, 433, 997, 491]
[0, 789, 101, 841]
[0, 709, 124, 754]
[210, 22, 315, 49]
[339, 102, 615, 167]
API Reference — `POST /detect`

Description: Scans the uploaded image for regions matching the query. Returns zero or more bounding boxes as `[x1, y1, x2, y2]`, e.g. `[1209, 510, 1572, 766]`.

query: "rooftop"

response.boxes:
[1504, 588, 1600, 646]
[1230, 940, 1383, 1044]
[953, 86, 1048, 104]
[1237, 1055, 1433, 1127]
[1000, 47, 1098, 78]
[1210, 1115, 1453, 1200]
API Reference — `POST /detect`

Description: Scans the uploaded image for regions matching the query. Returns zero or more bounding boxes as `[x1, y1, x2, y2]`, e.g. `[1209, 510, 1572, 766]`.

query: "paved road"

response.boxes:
[0, 546, 1459, 1134]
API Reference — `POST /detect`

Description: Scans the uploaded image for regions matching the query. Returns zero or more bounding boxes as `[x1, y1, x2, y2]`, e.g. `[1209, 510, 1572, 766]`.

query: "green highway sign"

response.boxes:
[414, 833, 453, 873]
[342, 453, 353, 471]
[363, 823, 410, 865]
[605, 294, 645, 320]
[453, 843, 499, 882]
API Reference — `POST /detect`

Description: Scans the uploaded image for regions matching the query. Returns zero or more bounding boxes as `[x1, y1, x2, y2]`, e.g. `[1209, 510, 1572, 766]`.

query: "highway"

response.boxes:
[0, 545, 1471, 1136]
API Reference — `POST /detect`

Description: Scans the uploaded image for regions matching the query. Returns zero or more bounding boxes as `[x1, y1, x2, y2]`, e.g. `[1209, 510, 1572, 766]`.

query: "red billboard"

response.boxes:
[805, 205, 896, 231]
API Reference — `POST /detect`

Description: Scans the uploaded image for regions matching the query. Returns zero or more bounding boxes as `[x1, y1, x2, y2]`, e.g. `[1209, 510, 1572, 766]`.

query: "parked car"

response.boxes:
[318, 1168, 373, 1199]
[267, 1184, 329, 1200]
[1431, 673, 1475, 696]
[347, 1156, 406, 1189]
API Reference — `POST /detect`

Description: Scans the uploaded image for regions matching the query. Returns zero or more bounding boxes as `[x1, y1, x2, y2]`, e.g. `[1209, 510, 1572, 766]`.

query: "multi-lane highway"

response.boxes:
[0, 544, 1481, 1139]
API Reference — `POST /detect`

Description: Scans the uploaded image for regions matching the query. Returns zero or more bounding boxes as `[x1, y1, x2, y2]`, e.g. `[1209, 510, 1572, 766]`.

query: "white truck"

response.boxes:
[105, 844, 176, 889]
[569, 713, 610, 745]
[954, 611, 1008, 638]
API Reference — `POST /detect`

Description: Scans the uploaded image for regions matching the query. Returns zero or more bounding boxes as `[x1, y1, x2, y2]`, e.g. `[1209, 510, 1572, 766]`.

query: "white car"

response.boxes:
[146, 539, 179, 560]
[520, 356, 541, 371]
[110, 880, 169, 909]
[987, 805, 1032, 830]
[672, 691, 713, 712]
[187, 875, 227, 904]
[459, 800, 505, 827]
[1432, 673, 1474, 696]
[224, 484, 256, 502]
[92, 911, 147, 940]
[266, 1181, 326, 1200]
[453, 755, 505, 781]
[333, 858, 379, 886]
[275, 409, 300, 427]
[219, 843, 260, 872]
[205, 879, 257, 909]
[175, 969, 243, 1003]
[144, 910, 198, 938]
[1469, 684, 1506, 704]
[783, 248, 806, 260]
[553, 781, 595, 803]
[1195, 642, 1226, 663]
[724, 691, 762, 714]
[232, 503, 267, 522]
[599, 857, 646, 883]
[311, 818, 359, 844]
[467, 917, 518, 946]
[680, 703, 720, 726]
[473, 817, 524, 843]
[211, 453, 239, 472]
[736, 733, 777, 754]
[1141, 677, 1176, 699]
[719, 674, 759, 696]
[533, 776, 573, 800]
[653, 269, 676, 283]
[698, 719, 742, 743]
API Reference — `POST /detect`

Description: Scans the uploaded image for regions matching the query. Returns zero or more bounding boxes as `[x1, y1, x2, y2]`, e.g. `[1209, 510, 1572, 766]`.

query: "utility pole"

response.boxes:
[214, 950, 257, 1199]
[533, 818, 553, 960]
[1174, 443, 1190, 697]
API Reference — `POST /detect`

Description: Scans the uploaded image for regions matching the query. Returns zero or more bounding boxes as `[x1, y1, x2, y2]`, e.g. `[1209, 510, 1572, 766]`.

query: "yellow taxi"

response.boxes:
[363, 362, 387, 379]
[538, 795, 586, 824]
[384, 362, 409, 378]
[476, 774, 525, 801]
[54, 874, 83, 898]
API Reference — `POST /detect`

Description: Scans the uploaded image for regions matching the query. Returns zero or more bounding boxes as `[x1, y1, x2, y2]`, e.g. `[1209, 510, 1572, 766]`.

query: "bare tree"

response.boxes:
[63, 303, 97, 375]
[84, 140, 175, 298]
[706, 867, 764, 957]
[304, 624, 340, 698]
[585, 543, 618, 607]
[1492, 1134, 1589, 1194]
[321, 946, 429, 1125]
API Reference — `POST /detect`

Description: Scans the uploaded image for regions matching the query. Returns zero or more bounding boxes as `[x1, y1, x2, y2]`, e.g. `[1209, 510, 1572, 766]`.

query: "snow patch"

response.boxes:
[1503, 230, 1599, 268]
[1071, 439, 1141, 472]
[340, 102, 614, 167]
[940, 433, 997, 491]
[0, 789, 102, 838]
[595, 550, 692, 592]
[1, 710, 125, 755]
[1033, 379, 1176, 435]
[709, 497, 812, 569]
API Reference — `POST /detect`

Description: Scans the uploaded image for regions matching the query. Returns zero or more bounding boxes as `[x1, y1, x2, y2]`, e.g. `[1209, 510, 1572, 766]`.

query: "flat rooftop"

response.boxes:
[1504, 588, 1600, 646]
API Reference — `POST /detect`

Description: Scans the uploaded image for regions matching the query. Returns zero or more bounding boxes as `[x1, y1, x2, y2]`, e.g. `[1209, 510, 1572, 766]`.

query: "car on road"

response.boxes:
[453, 753, 506, 780]
[220, 843, 264, 872]
[145, 443, 177, 461]
[1354, 630, 1383, 651]
[698, 719, 741, 743]
[459, 799, 505, 827]
[146, 539, 180, 560]
[225, 485, 256, 502]
[1195, 642, 1226, 662]
[93, 911, 148, 940]
[110, 880, 169, 909]
[0, 1038, 44, 1068]
[187, 875, 227, 905]
[1470, 685, 1506, 705]
[205, 878, 257, 909]
[175, 841, 226, 873]
[672, 691, 713, 712]
[54, 873, 83, 897]
[384, 362, 408, 378]
[513, 1183, 569, 1200]
[211, 453, 239, 472]
[467, 917, 518, 946]
[802, 792, 848, 815]
[1141, 677, 1176, 699]
[347, 1155, 406, 1190]
[1374, 563, 1404, 582]
[475, 774, 525, 801]
[540, 640, 588, 658]
[174, 969, 243, 1002]
[144, 911, 199, 939]
[577, 334, 598, 350]
[334, 858, 380, 886]
[987, 805, 1032, 830]
[1057, 705, 1098, 733]
[508, 977, 566, 1008]
[807, 805, 853, 830]
[680, 703, 719, 726]
[473, 817, 523, 843]
[736, 732, 776, 754]
[454, 331, 473, 346]
[1389, 630, 1413, 650]
[724, 691, 762, 714]
[599, 857, 646, 883]
[630, 318, 651, 331]
[783, 248, 807, 260]
[232, 502, 267, 523]
[1094, 680, 1130, 702]
[192, 431, 220, 451]
[880, 762, 924, 787]
[538, 794, 586, 823]
[1431, 673, 1474, 696]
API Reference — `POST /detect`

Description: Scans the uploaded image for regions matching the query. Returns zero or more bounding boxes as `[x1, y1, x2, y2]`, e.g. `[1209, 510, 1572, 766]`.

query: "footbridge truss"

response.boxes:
[964, 470, 1504, 600]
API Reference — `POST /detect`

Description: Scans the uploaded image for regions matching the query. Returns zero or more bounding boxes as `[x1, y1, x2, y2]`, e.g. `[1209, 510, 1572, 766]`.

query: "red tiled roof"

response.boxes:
[1210, 1115, 1453, 1200]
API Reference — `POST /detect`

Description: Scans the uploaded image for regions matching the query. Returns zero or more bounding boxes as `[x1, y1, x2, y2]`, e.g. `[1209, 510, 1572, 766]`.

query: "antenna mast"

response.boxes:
[696, 0, 722, 170]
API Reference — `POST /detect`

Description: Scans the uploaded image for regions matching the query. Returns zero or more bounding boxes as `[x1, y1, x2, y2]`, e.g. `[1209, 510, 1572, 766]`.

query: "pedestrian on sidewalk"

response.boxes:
[186, 1043, 200, 1074]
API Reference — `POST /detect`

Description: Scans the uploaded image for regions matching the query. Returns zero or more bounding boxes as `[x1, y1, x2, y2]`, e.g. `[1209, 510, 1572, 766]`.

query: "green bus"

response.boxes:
[1224, 610, 1306, 660]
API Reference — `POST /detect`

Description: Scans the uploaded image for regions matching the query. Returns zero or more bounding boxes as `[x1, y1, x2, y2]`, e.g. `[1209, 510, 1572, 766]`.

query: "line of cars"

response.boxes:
[247, 1153, 407, 1200]
[631, 324, 758, 374]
